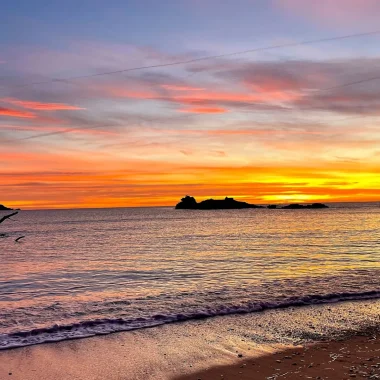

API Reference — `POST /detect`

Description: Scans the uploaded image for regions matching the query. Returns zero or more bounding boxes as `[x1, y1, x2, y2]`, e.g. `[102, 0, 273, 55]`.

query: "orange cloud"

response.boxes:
[1, 98, 85, 111]
[179, 106, 228, 114]
[137, 127, 327, 137]
[206, 128, 322, 136]
[0, 107, 36, 119]
[3, 174, 380, 209]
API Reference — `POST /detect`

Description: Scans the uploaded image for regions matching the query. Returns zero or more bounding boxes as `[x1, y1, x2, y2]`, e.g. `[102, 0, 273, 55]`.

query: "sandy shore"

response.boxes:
[178, 334, 380, 380]
[0, 300, 379, 379]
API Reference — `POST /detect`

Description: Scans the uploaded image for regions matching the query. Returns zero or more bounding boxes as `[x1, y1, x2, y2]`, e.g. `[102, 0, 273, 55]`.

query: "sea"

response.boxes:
[0, 202, 379, 350]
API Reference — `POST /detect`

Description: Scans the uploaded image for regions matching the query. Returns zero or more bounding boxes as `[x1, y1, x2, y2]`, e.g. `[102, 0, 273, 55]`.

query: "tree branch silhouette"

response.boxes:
[0, 212, 18, 225]
[0, 212, 25, 242]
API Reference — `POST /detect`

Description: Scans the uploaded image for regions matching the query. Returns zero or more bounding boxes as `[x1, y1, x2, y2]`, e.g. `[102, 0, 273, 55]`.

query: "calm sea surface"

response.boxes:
[0, 203, 379, 349]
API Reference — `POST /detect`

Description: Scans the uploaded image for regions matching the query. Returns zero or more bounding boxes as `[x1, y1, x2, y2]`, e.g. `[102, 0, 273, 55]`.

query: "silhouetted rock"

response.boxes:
[282, 203, 304, 209]
[281, 203, 329, 209]
[175, 196, 198, 209]
[175, 196, 263, 210]
[309, 203, 329, 209]
[175, 197, 329, 210]
[0, 204, 13, 211]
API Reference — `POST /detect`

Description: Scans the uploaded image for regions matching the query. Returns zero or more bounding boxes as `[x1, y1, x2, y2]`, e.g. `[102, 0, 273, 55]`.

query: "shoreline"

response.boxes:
[2, 291, 380, 351]
[0, 299, 379, 379]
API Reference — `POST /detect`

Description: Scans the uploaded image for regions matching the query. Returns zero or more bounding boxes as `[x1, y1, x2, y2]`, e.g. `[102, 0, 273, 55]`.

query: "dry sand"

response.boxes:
[178, 335, 380, 380]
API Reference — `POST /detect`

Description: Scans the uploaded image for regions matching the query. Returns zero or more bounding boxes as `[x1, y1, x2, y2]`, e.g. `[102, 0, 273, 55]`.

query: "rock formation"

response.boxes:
[0, 204, 13, 211]
[175, 196, 263, 210]
[175, 197, 329, 210]
[281, 203, 329, 209]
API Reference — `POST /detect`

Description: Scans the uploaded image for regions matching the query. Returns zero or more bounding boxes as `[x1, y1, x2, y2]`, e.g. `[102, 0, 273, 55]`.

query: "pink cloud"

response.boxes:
[99, 81, 300, 113]
[0, 107, 36, 119]
[172, 88, 300, 108]
[1, 98, 85, 111]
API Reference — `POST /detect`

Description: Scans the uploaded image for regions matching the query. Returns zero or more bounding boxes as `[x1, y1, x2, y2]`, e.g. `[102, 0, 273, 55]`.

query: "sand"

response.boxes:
[0, 300, 379, 380]
[178, 335, 380, 380]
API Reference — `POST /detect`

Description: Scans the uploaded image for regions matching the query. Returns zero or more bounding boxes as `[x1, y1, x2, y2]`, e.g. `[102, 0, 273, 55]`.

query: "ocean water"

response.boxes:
[0, 203, 379, 349]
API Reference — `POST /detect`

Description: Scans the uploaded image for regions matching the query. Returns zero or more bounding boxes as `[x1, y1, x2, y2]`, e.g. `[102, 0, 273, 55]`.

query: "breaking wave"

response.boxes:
[1, 290, 379, 350]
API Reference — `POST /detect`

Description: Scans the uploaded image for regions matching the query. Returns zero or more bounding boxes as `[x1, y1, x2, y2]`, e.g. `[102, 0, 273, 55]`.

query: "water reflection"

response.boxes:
[0, 205, 379, 346]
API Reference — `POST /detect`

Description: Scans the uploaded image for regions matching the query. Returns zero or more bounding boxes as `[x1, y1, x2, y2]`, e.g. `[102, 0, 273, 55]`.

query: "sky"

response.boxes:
[1, 0, 380, 209]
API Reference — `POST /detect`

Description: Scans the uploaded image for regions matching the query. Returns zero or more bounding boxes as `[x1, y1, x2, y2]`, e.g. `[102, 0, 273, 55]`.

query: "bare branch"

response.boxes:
[0, 212, 18, 225]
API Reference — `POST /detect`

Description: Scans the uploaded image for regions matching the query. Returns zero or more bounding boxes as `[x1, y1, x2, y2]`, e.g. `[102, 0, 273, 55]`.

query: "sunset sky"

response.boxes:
[1, 0, 380, 209]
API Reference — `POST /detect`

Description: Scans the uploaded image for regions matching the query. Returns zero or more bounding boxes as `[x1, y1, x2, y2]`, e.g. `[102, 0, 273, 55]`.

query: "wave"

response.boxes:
[1, 290, 379, 350]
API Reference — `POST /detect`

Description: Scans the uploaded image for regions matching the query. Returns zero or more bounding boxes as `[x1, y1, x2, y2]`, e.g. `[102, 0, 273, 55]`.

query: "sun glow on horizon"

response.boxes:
[262, 193, 332, 203]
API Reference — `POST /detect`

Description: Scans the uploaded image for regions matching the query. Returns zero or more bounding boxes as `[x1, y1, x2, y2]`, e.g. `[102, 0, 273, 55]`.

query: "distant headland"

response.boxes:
[176, 196, 263, 210]
[277, 203, 329, 209]
[0, 204, 13, 211]
[175, 196, 329, 210]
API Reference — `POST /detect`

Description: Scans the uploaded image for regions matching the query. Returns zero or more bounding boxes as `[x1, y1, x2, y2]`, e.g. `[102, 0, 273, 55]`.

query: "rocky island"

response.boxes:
[0, 204, 13, 211]
[175, 196, 263, 210]
[281, 203, 329, 209]
[175, 196, 329, 210]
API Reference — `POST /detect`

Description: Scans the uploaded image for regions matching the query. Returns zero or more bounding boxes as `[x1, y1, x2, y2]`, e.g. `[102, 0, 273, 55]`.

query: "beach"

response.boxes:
[1, 300, 379, 380]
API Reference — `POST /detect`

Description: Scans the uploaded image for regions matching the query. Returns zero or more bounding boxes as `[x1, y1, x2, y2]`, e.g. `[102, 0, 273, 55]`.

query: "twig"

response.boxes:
[0, 212, 18, 225]
[15, 236, 25, 243]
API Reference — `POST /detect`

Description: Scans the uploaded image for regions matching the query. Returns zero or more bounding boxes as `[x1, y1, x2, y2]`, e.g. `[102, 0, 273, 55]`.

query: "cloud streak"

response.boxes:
[0, 106, 36, 119]
[1, 98, 85, 111]
[179, 106, 227, 114]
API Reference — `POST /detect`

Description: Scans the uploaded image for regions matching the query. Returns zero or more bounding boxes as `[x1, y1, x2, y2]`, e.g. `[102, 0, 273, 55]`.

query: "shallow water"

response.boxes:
[0, 203, 379, 349]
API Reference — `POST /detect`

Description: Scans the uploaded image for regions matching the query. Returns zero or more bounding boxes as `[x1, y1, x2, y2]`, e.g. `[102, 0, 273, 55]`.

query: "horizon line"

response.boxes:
[2, 199, 379, 212]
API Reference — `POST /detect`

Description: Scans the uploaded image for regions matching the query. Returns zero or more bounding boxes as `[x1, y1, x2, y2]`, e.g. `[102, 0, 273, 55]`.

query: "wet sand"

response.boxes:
[0, 300, 379, 380]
